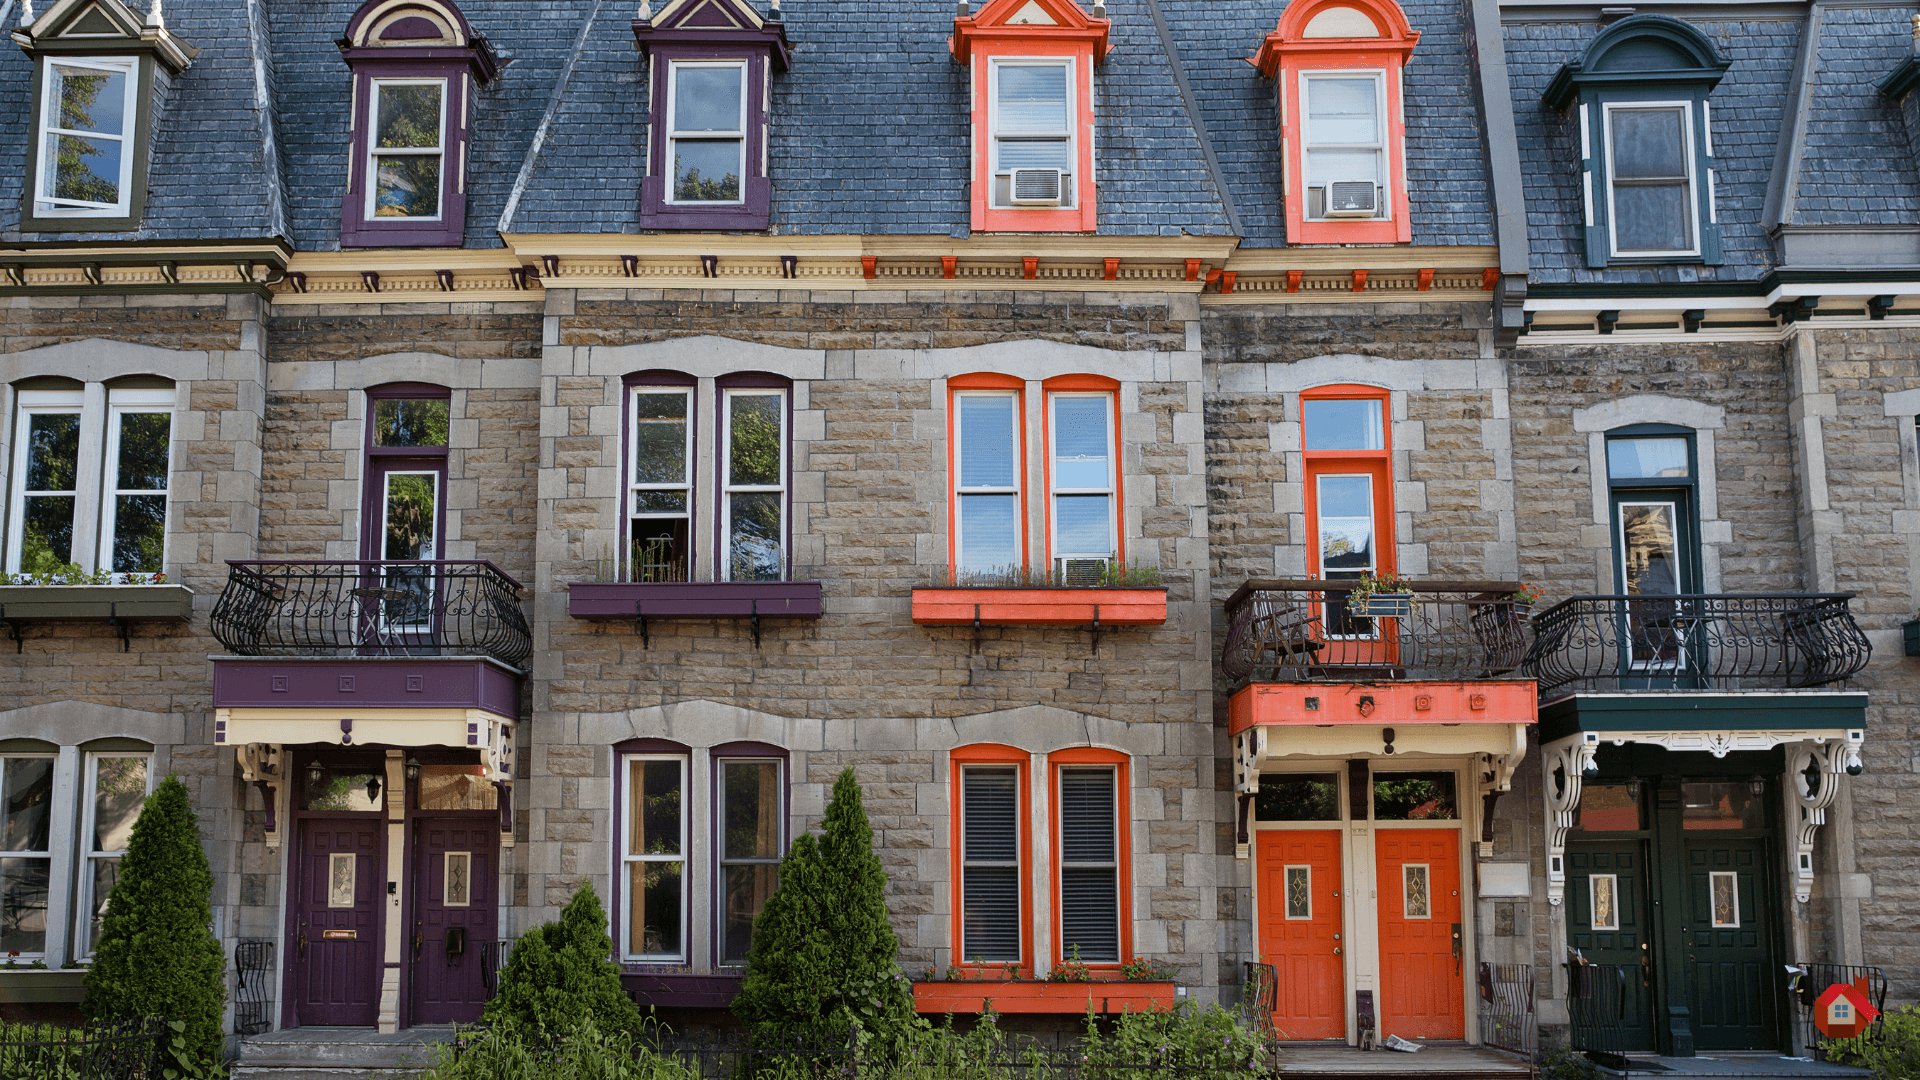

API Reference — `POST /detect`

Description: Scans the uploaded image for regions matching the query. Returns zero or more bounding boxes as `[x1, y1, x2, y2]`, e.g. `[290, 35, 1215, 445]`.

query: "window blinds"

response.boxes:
[1058, 767, 1119, 962]
[961, 766, 1021, 962]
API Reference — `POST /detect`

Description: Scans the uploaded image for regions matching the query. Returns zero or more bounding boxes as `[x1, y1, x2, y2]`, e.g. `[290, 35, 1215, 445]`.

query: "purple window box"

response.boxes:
[212, 655, 520, 714]
[567, 581, 822, 621]
[621, 972, 744, 1010]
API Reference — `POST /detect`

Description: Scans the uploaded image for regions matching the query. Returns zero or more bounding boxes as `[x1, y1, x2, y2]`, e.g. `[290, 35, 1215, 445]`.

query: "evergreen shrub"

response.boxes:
[484, 881, 644, 1042]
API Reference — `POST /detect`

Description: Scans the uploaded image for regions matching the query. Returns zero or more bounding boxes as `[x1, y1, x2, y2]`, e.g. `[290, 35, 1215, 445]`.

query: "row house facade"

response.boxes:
[0, 0, 1908, 1064]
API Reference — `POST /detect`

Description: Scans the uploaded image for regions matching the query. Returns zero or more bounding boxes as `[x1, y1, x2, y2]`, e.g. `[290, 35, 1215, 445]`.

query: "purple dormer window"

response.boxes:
[633, 0, 791, 231]
[338, 0, 498, 248]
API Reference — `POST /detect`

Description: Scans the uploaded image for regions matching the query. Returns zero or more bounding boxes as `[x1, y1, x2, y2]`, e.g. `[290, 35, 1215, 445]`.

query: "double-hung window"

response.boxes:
[622, 755, 687, 961]
[959, 761, 1024, 964]
[1604, 104, 1697, 257]
[717, 756, 783, 964]
[0, 753, 54, 956]
[1056, 764, 1120, 963]
[1606, 425, 1699, 670]
[34, 57, 139, 219]
[722, 389, 785, 581]
[1047, 392, 1117, 582]
[1301, 72, 1386, 221]
[1301, 387, 1393, 635]
[667, 62, 747, 205]
[8, 383, 175, 580]
[76, 752, 150, 959]
[990, 61, 1075, 209]
[367, 80, 447, 222]
[954, 391, 1024, 575]
[630, 387, 693, 582]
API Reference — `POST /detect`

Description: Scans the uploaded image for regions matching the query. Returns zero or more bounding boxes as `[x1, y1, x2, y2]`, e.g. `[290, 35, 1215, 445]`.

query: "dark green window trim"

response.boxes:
[20, 48, 155, 233]
[1605, 422, 1702, 595]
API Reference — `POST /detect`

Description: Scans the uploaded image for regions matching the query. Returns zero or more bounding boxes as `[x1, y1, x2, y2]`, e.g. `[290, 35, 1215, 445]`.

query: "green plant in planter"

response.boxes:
[1343, 571, 1417, 617]
[1047, 945, 1093, 982]
[1119, 956, 1177, 981]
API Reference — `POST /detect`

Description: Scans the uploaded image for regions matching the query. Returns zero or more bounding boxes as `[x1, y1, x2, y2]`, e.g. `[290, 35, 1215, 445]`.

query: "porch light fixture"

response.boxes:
[306, 760, 325, 791]
[366, 774, 383, 804]
[405, 757, 423, 782]
[1750, 776, 1765, 797]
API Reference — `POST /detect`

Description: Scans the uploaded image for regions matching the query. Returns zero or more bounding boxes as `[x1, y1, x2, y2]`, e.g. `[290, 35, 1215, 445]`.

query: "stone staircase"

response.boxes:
[230, 1027, 458, 1080]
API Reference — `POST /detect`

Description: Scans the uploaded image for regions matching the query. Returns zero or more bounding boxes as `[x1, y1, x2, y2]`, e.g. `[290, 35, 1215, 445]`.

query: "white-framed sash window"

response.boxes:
[989, 59, 1076, 209]
[621, 754, 688, 962]
[1603, 101, 1698, 258]
[629, 386, 694, 583]
[1300, 70, 1387, 221]
[721, 388, 786, 581]
[34, 56, 139, 217]
[1047, 393, 1116, 582]
[75, 752, 151, 960]
[366, 78, 449, 221]
[0, 754, 55, 957]
[666, 61, 747, 205]
[7, 385, 175, 580]
[954, 391, 1023, 574]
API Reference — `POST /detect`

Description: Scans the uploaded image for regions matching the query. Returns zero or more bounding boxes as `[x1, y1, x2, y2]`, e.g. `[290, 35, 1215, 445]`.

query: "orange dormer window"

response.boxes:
[952, 0, 1110, 233]
[1252, 0, 1418, 245]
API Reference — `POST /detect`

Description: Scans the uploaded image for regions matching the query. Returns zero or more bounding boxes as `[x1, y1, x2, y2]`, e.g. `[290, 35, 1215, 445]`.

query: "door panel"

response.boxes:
[1375, 829, 1463, 1040]
[1567, 842, 1656, 1052]
[411, 817, 498, 1025]
[1685, 840, 1779, 1051]
[293, 820, 382, 1026]
[1257, 830, 1344, 1040]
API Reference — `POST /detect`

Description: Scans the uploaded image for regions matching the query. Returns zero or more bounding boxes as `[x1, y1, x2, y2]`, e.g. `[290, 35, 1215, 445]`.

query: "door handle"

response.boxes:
[1641, 943, 1653, 988]
[412, 923, 424, 960]
[298, 923, 308, 959]
[1451, 923, 1463, 977]
[1333, 946, 1341, 955]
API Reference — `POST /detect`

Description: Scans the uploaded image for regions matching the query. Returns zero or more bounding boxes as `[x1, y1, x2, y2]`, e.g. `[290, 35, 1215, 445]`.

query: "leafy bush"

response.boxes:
[82, 775, 226, 1076]
[1081, 999, 1263, 1079]
[1536, 1035, 1598, 1080]
[1824, 1003, 1920, 1079]
[421, 1018, 698, 1080]
[484, 882, 644, 1043]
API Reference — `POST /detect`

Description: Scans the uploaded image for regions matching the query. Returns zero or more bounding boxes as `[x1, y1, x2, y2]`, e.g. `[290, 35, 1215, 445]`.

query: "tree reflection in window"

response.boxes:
[1372, 772, 1457, 820]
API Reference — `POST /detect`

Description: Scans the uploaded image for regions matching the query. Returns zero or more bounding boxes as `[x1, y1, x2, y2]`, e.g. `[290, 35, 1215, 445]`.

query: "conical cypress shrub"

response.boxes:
[732, 831, 828, 1026]
[483, 881, 642, 1041]
[82, 775, 226, 1071]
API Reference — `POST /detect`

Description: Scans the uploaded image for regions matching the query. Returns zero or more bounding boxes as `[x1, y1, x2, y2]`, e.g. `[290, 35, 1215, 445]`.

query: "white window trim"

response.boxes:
[97, 390, 174, 582]
[665, 60, 749, 207]
[620, 753, 689, 963]
[0, 752, 57, 959]
[1046, 391, 1117, 573]
[33, 55, 140, 217]
[987, 57, 1077, 210]
[364, 78, 450, 223]
[1589, 872, 1620, 930]
[952, 390, 1024, 574]
[7, 389, 85, 577]
[1298, 68, 1389, 222]
[1601, 100, 1700, 259]
[720, 387, 787, 582]
[714, 756, 784, 967]
[1283, 865, 1313, 921]
[74, 751, 153, 961]
[629, 385, 694, 582]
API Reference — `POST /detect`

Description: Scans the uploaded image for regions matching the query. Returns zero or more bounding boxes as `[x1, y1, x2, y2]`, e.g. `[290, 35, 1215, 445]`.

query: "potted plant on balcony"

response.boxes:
[910, 561, 1168, 628]
[1511, 582, 1544, 621]
[1344, 571, 1416, 618]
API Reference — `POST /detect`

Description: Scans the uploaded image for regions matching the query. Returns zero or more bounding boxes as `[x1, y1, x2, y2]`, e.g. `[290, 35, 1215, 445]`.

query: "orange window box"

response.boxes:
[910, 587, 1167, 627]
[913, 980, 1179, 1015]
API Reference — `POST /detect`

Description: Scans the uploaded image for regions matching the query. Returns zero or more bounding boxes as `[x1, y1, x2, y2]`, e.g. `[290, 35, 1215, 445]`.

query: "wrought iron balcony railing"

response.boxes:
[210, 560, 532, 670]
[1220, 579, 1529, 683]
[1522, 593, 1870, 701]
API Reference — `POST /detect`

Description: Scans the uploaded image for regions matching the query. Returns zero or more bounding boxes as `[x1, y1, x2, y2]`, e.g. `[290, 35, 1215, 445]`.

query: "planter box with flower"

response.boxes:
[912, 956, 1179, 1015]
[1342, 572, 1418, 618]
[911, 563, 1168, 628]
[0, 568, 191, 647]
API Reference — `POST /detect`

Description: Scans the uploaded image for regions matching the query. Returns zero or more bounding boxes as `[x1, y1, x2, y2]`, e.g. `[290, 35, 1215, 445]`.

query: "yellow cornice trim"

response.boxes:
[498, 232, 1243, 262]
[1222, 245, 1499, 272]
[286, 250, 524, 273]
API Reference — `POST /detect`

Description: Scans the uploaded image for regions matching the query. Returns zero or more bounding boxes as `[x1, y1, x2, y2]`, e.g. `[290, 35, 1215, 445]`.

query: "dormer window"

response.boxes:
[1252, 0, 1416, 244]
[633, 0, 791, 230]
[338, 0, 497, 248]
[952, 0, 1109, 233]
[13, 0, 196, 233]
[1542, 14, 1729, 267]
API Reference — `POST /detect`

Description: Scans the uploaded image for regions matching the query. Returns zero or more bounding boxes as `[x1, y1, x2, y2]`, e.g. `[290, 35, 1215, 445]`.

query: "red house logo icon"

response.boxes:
[1814, 980, 1880, 1039]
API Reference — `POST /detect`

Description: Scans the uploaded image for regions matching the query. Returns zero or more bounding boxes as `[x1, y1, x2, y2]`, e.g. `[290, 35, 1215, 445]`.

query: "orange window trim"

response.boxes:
[968, 43, 1101, 234]
[1301, 385, 1395, 579]
[950, 744, 1034, 976]
[1047, 746, 1132, 967]
[946, 377, 1031, 574]
[1040, 386, 1125, 572]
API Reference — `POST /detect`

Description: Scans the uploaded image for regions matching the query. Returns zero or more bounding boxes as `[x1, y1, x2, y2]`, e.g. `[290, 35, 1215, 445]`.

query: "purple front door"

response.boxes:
[292, 819, 383, 1026]
[409, 816, 497, 1025]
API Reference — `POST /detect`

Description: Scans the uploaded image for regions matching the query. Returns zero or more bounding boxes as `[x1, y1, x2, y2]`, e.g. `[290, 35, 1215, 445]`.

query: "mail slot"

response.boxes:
[323, 930, 357, 940]
[445, 926, 466, 957]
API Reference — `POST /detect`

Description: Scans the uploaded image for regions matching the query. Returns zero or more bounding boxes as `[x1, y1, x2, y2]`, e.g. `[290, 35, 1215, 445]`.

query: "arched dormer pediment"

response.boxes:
[339, 0, 496, 83]
[1542, 14, 1728, 110]
[1252, 0, 1417, 77]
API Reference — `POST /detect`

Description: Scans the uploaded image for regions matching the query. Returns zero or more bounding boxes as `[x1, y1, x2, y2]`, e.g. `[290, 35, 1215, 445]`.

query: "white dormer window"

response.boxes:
[33, 57, 139, 217]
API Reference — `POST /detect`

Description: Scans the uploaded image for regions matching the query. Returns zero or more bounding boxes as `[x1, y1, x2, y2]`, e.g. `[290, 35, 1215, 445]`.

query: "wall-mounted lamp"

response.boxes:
[306, 760, 325, 791]
[366, 774, 383, 804]
[405, 757, 423, 783]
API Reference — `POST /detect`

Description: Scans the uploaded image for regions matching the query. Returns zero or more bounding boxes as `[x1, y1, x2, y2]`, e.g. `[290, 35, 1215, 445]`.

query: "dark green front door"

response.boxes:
[1684, 840, 1781, 1051]
[1567, 841, 1655, 1051]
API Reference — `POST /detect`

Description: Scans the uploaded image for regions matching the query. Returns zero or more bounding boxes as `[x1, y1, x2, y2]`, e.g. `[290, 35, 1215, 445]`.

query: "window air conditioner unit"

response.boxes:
[1011, 168, 1064, 206]
[1058, 558, 1110, 586]
[1324, 180, 1379, 217]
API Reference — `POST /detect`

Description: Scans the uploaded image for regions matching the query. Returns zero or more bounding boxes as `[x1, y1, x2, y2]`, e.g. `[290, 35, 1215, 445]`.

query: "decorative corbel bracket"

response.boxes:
[1787, 730, 1864, 904]
[1233, 727, 1264, 859]
[236, 743, 285, 852]
[1543, 732, 1598, 906]
[1476, 726, 1529, 857]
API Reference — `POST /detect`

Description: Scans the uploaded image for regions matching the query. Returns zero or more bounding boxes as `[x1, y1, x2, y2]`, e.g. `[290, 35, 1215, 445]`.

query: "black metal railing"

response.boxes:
[1792, 963, 1887, 1060]
[1221, 579, 1529, 683]
[0, 1017, 165, 1080]
[210, 560, 532, 669]
[1239, 961, 1278, 1044]
[233, 939, 275, 1036]
[480, 938, 513, 1000]
[1479, 962, 1535, 1057]
[1523, 593, 1871, 700]
[1566, 960, 1634, 1071]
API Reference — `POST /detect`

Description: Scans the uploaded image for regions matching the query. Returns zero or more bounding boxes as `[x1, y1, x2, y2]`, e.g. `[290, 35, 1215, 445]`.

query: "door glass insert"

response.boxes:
[380, 471, 440, 630]
[1709, 871, 1739, 927]
[443, 852, 470, 907]
[1590, 873, 1619, 930]
[1316, 473, 1375, 636]
[1374, 772, 1458, 820]
[1402, 863, 1430, 919]
[328, 852, 356, 908]
[1618, 502, 1681, 596]
[1572, 783, 1646, 832]
[1682, 782, 1766, 830]
[1285, 865, 1312, 919]
[416, 765, 497, 811]
[1257, 773, 1340, 821]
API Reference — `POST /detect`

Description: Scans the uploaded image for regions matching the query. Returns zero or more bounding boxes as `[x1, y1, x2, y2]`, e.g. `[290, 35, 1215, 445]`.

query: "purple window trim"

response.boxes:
[633, 21, 790, 232]
[712, 373, 793, 583]
[623, 373, 700, 584]
[364, 382, 453, 461]
[611, 739, 695, 963]
[708, 743, 788, 969]
[340, 62, 474, 248]
[362, 456, 451, 562]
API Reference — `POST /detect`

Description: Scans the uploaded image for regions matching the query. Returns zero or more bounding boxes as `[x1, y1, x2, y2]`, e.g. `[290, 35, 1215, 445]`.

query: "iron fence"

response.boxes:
[1791, 963, 1887, 1061]
[480, 938, 512, 1000]
[1221, 579, 1530, 683]
[0, 1017, 165, 1080]
[210, 559, 532, 669]
[1478, 963, 1535, 1057]
[1523, 593, 1870, 700]
[233, 939, 275, 1036]
[1237, 961, 1277, 1045]
[1565, 959, 1633, 1072]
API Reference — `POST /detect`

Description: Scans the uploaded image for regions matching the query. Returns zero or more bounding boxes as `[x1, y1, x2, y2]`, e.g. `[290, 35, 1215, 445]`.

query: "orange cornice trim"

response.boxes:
[1252, 0, 1418, 77]
[949, 371, 1028, 391]
[1039, 373, 1120, 392]
[952, 0, 1112, 64]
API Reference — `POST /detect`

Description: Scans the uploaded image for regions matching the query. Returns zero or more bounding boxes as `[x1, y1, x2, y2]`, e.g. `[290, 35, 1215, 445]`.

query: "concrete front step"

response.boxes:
[231, 1067, 428, 1080]
[233, 1027, 458, 1079]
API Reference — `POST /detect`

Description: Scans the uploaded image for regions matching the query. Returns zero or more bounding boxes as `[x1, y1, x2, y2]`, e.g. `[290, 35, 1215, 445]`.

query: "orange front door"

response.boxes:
[1257, 830, 1344, 1040]
[1375, 828, 1464, 1039]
